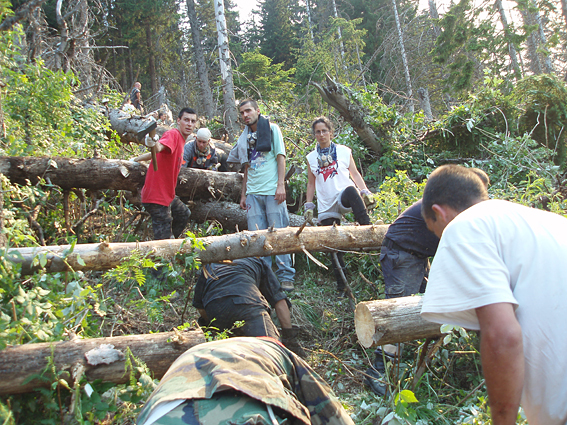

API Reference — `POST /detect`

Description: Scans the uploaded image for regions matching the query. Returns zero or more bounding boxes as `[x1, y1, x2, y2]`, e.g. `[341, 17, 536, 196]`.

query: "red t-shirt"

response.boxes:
[141, 129, 185, 206]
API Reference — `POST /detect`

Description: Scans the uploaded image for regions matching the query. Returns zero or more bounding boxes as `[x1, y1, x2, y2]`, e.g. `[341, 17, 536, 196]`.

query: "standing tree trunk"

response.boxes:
[305, 0, 314, 40]
[0, 173, 5, 249]
[186, 0, 216, 119]
[391, 0, 413, 113]
[495, 0, 522, 80]
[518, 1, 542, 75]
[145, 21, 157, 94]
[530, 0, 554, 74]
[214, 0, 239, 143]
[417, 88, 433, 121]
[562, 0, 567, 28]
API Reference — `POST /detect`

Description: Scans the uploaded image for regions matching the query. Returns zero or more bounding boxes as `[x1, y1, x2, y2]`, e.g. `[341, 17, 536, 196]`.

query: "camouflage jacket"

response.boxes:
[137, 337, 354, 425]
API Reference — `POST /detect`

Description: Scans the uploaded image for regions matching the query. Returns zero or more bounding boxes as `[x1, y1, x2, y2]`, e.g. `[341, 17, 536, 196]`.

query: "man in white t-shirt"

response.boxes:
[420, 164, 567, 425]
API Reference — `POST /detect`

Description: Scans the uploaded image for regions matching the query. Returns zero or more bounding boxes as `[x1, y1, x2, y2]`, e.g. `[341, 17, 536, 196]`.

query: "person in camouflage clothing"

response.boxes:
[137, 337, 355, 425]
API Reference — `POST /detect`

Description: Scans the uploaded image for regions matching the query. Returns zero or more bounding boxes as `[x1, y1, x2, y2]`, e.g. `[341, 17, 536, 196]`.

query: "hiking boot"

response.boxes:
[364, 367, 388, 397]
[281, 326, 307, 358]
[364, 349, 390, 396]
[280, 280, 295, 292]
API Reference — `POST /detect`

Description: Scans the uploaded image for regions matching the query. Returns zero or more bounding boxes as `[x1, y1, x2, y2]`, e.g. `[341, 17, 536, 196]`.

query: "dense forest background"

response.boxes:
[1, 0, 567, 423]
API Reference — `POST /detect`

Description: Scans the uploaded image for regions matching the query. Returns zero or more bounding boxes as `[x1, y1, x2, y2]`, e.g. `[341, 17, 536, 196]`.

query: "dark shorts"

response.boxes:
[380, 245, 429, 298]
[204, 297, 279, 339]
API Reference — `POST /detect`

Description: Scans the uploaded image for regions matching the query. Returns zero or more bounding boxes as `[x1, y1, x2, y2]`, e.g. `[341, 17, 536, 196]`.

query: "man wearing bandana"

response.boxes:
[182, 128, 219, 170]
[227, 99, 295, 291]
[305, 116, 376, 296]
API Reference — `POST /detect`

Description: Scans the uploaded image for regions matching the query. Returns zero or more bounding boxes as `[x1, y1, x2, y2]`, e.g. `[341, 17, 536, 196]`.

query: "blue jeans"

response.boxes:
[246, 194, 295, 282]
[379, 245, 429, 298]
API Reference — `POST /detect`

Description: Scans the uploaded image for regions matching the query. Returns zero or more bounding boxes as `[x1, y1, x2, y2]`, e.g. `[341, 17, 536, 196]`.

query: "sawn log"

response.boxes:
[0, 328, 205, 395]
[0, 157, 243, 202]
[355, 296, 445, 347]
[7, 224, 388, 275]
[189, 200, 305, 231]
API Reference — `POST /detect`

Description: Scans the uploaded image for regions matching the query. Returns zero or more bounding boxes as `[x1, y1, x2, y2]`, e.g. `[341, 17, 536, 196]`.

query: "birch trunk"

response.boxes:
[186, 0, 215, 119]
[391, 0, 413, 113]
[518, 2, 542, 74]
[214, 0, 239, 143]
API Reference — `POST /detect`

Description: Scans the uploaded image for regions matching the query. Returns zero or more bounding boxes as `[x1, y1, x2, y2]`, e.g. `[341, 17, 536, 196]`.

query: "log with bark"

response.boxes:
[189, 200, 304, 231]
[0, 328, 205, 395]
[311, 74, 389, 156]
[8, 224, 388, 275]
[354, 296, 445, 347]
[0, 156, 243, 202]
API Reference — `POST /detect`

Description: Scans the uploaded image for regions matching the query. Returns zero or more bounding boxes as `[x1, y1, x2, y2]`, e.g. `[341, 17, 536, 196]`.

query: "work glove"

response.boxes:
[304, 202, 315, 223]
[360, 189, 377, 210]
[281, 326, 307, 358]
[145, 134, 158, 148]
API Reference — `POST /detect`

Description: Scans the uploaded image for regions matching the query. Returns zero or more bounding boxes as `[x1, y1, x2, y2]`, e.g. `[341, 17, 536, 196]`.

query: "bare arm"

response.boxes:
[240, 164, 249, 209]
[275, 154, 286, 204]
[131, 141, 167, 162]
[348, 154, 369, 191]
[274, 299, 292, 329]
[197, 308, 208, 321]
[476, 303, 524, 425]
[306, 166, 316, 203]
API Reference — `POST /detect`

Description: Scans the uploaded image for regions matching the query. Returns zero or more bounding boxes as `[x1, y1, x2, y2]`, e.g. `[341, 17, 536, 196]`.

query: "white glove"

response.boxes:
[129, 157, 138, 163]
[145, 134, 158, 148]
[304, 202, 315, 223]
[360, 189, 377, 210]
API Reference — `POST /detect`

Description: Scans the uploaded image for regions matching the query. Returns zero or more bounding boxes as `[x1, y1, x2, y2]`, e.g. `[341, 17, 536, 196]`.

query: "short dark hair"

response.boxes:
[178, 107, 197, 119]
[470, 167, 490, 188]
[239, 99, 258, 110]
[311, 116, 334, 135]
[422, 165, 489, 220]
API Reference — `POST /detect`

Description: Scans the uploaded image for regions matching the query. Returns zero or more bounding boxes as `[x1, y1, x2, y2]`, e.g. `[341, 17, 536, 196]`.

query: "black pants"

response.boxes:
[320, 187, 370, 290]
[143, 197, 191, 240]
[204, 297, 279, 338]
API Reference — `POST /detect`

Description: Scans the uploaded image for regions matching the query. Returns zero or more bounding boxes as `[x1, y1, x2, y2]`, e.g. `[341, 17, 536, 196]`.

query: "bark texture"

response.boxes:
[355, 297, 444, 348]
[312, 75, 386, 156]
[8, 224, 388, 275]
[186, 0, 215, 119]
[108, 109, 157, 144]
[0, 328, 205, 395]
[0, 157, 243, 202]
[190, 200, 304, 231]
[214, 0, 240, 142]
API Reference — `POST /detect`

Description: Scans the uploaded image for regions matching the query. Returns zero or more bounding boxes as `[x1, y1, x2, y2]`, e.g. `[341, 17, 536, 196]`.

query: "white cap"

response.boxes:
[196, 128, 212, 141]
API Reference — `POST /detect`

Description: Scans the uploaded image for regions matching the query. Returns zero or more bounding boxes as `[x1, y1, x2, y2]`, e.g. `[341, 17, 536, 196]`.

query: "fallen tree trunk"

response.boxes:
[0, 157, 243, 202]
[0, 328, 205, 395]
[311, 74, 388, 156]
[8, 224, 388, 275]
[189, 200, 304, 231]
[355, 296, 445, 348]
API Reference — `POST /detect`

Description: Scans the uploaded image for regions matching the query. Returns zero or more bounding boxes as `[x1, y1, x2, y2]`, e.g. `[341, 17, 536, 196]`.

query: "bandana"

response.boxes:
[317, 142, 337, 168]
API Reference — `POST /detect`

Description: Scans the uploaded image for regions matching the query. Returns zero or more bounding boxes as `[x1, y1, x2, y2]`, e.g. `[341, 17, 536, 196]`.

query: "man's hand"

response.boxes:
[129, 157, 138, 163]
[275, 182, 286, 204]
[361, 189, 377, 210]
[145, 134, 158, 148]
[304, 202, 315, 223]
[240, 193, 247, 210]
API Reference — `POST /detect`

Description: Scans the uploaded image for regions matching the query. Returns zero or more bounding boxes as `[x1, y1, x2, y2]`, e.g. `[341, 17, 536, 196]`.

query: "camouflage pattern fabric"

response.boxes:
[137, 337, 354, 425]
[143, 197, 190, 240]
[151, 393, 288, 425]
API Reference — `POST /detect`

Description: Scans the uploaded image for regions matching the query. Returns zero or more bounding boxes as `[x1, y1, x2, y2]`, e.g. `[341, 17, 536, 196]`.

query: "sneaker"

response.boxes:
[364, 367, 388, 396]
[280, 281, 295, 292]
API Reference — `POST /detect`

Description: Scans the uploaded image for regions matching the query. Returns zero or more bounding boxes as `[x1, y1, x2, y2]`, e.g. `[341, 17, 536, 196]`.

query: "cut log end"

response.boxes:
[354, 302, 376, 348]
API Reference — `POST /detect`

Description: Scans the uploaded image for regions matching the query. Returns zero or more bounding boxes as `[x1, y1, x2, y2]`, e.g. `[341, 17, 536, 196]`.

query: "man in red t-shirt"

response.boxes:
[132, 108, 197, 239]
